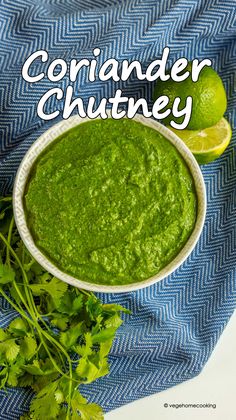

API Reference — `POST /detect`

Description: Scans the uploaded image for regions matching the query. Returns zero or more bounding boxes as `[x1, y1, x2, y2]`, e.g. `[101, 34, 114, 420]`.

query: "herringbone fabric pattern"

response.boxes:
[0, 0, 235, 417]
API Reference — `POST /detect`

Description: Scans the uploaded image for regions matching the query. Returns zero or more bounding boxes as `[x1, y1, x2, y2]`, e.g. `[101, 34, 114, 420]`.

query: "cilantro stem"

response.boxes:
[6, 216, 14, 267]
[0, 231, 73, 384]
[0, 197, 12, 202]
[0, 288, 78, 386]
[36, 330, 68, 378]
[5, 218, 36, 332]
[0, 288, 34, 328]
[1, 231, 75, 410]
[6, 225, 70, 371]
[79, 289, 91, 297]
[0, 230, 34, 315]
[1, 227, 54, 332]
[0, 231, 36, 337]
[0, 205, 12, 224]
[41, 329, 74, 415]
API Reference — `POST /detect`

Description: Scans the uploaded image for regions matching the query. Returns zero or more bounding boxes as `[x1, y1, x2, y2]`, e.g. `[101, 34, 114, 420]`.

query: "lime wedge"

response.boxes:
[168, 118, 232, 164]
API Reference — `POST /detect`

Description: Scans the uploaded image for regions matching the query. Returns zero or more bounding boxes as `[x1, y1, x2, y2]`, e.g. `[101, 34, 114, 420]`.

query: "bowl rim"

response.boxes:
[13, 113, 206, 293]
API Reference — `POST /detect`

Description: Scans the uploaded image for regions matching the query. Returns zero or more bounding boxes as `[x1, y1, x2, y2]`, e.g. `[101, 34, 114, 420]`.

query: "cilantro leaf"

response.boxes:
[6, 342, 21, 362]
[92, 328, 116, 344]
[75, 332, 93, 357]
[20, 336, 37, 360]
[105, 313, 123, 329]
[76, 358, 99, 383]
[0, 328, 9, 342]
[29, 277, 68, 306]
[18, 373, 34, 387]
[71, 391, 103, 420]
[57, 290, 84, 315]
[0, 367, 8, 389]
[78, 402, 103, 420]
[99, 340, 113, 359]
[60, 322, 84, 349]
[75, 352, 109, 384]
[85, 295, 102, 321]
[23, 360, 45, 376]
[103, 303, 131, 314]
[0, 339, 20, 362]
[50, 315, 68, 331]
[0, 264, 15, 284]
[23, 359, 55, 377]
[7, 362, 22, 387]
[9, 317, 29, 336]
[30, 382, 60, 420]
[54, 389, 64, 404]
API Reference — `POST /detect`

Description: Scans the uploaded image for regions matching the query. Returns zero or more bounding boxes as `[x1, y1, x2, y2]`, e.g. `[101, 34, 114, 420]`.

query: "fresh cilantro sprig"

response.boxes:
[0, 197, 129, 420]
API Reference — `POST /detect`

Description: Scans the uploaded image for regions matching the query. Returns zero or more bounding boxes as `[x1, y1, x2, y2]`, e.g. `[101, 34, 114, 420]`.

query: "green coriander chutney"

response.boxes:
[25, 119, 197, 285]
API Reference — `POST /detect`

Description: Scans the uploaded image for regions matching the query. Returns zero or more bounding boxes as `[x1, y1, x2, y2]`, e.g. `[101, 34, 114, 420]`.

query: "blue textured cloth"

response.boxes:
[0, 0, 236, 417]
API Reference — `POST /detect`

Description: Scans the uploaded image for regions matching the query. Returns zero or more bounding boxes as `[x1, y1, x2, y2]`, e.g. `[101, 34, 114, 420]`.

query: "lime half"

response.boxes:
[168, 118, 232, 164]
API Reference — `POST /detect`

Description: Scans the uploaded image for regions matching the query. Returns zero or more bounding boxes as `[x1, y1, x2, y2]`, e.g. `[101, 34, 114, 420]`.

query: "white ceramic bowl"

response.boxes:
[13, 114, 206, 293]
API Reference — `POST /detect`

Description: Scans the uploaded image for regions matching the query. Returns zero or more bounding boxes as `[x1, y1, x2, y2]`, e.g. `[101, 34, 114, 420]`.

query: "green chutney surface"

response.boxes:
[25, 119, 197, 285]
